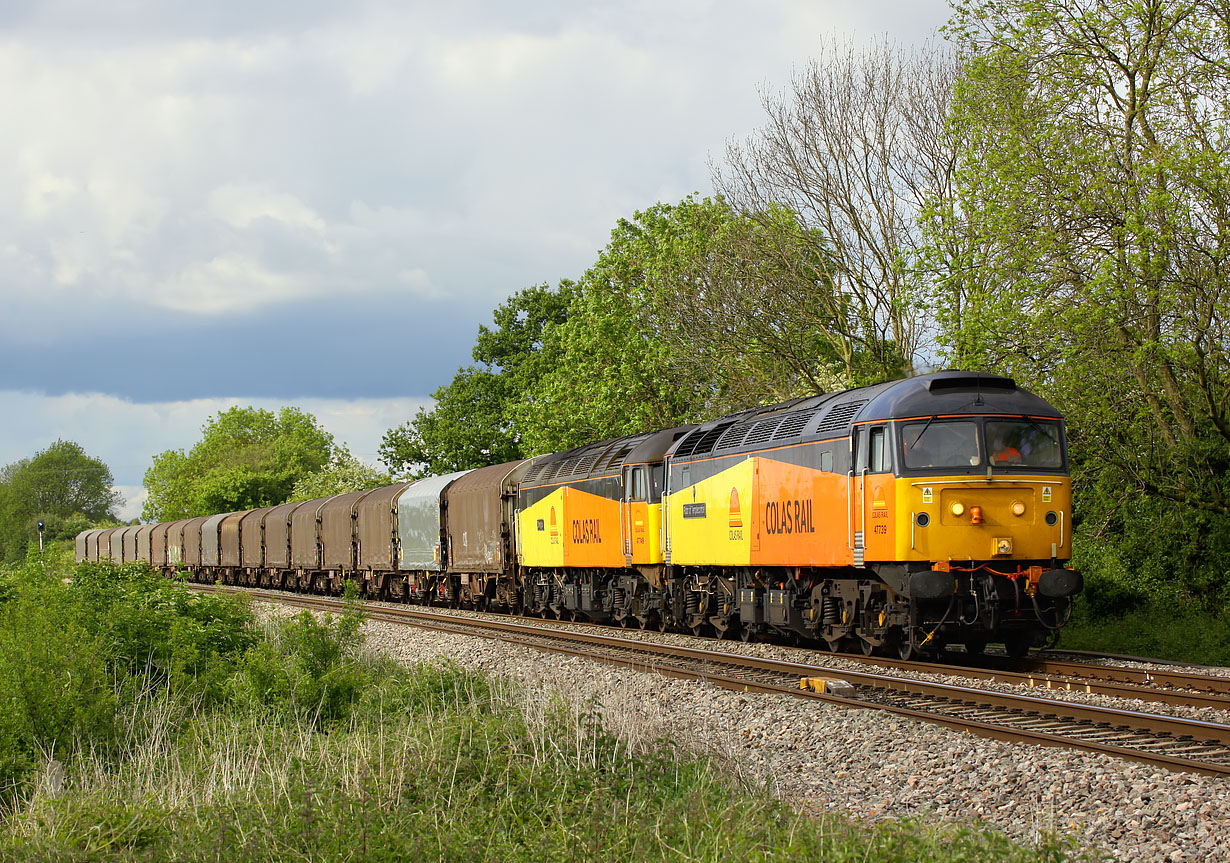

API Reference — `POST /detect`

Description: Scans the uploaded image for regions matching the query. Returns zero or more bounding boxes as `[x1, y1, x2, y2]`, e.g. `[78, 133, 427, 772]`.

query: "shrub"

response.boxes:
[228, 602, 370, 725]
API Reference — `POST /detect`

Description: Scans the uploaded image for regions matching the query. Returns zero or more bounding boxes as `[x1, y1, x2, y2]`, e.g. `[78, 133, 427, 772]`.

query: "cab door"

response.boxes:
[850, 428, 866, 565]
[861, 426, 895, 562]
[621, 464, 658, 565]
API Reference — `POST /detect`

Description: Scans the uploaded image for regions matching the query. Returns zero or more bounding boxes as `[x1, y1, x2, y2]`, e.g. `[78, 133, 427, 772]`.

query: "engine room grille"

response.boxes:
[815, 400, 867, 435]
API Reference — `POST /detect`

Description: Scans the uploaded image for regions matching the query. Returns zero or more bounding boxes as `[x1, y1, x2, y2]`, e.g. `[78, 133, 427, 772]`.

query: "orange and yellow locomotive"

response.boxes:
[515, 371, 1081, 657]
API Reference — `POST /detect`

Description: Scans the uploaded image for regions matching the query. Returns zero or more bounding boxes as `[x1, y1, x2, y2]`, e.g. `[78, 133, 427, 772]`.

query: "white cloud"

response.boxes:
[0, 0, 952, 489]
[209, 182, 328, 235]
[155, 254, 305, 314]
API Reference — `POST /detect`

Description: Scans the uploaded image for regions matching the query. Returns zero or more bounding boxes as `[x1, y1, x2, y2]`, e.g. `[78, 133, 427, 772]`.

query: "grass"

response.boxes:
[0, 557, 1103, 862]
[1, 664, 1099, 863]
[1059, 600, 1230, 666]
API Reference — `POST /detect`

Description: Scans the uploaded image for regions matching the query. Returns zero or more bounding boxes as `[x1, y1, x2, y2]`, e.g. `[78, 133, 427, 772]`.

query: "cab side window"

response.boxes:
[869, 428, 891, 473]
[629, 466, 649, 501]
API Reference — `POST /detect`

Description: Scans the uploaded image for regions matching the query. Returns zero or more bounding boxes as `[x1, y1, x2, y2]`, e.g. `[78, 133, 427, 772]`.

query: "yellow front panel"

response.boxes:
[668, 459, 755, 566]
[518, 487, 567, 567]
[895, 476, 1073, 562]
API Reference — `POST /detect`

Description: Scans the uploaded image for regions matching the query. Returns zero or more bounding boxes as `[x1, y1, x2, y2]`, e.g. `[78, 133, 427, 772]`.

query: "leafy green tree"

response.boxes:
[379, 283, 573, 477]
[143, 407, 336, 522]
[288, 451, 391, 502]
[0, 441, 120, 562]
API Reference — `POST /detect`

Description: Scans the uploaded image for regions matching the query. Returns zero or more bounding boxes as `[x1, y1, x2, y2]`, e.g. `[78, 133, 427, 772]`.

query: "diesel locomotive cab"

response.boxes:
[858, 374, 1082, 658]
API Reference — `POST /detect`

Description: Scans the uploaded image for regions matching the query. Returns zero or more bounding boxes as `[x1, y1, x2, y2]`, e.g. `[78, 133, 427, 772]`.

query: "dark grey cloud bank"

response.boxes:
[0, 294, 476, 402]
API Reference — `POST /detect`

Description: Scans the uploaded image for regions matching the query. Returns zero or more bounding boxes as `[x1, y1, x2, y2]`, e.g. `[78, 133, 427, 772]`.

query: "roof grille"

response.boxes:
[743, 418, 781, 447]
[772, 409, 819, 441]
[715, 422, 752, 450]
[521, 460, 552, 485]
[573, 450, 604, 475]
[675, 421, 736, 459]
[816, 400, 867, 435]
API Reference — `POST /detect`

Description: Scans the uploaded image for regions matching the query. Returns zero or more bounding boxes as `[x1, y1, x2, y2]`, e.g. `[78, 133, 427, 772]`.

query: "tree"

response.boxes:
[379, 283, 573, 478]
[287, 452, 391, 502]
[143, 407, 336, 521]
[0, 441, 120, 561]
[938, 0, 1230, 503]
[717, 36, 961, 379]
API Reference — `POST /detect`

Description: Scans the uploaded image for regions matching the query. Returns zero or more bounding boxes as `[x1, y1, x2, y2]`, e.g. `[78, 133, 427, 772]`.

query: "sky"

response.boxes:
[1, 0, 952, 520]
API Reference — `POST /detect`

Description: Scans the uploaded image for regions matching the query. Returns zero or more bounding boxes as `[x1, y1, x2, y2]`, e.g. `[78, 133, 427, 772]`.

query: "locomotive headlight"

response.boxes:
[1011, 500, 1026, 517]
[950, 501, 965, 517]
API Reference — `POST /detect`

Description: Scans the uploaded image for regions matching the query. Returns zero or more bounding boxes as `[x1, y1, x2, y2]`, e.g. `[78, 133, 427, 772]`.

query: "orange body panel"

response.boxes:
[750, 458, 854, 567]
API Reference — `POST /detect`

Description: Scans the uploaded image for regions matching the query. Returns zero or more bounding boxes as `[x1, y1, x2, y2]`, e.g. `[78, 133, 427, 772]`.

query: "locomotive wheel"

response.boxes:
[860, 638, 876, 656]
[739, 625, 756, 643]
[897, 639, 915, 661]
[637, 613, 657, 631]
[964, 638, 987, 655]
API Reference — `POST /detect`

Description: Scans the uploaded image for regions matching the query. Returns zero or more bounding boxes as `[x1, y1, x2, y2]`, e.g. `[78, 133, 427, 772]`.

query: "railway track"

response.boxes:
[198, 584, 1230, 777]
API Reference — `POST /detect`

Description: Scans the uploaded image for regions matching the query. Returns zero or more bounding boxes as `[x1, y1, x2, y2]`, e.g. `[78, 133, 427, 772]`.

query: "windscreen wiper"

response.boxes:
[911, 415, 938, 448]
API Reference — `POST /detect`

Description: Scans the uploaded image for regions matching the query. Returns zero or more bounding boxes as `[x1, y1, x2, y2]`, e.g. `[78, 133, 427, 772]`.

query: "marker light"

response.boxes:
[970, 506, 984, 525]
[950, 502, 965, 517]
[1011, 500, 1026, 517]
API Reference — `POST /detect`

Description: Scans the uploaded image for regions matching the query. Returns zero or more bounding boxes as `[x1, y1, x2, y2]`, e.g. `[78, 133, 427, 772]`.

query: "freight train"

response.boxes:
[77, 371, 1083, 659]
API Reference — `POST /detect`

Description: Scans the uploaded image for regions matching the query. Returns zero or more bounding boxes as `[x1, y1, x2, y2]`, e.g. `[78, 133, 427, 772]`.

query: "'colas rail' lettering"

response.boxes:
[764, 499, 815, 535]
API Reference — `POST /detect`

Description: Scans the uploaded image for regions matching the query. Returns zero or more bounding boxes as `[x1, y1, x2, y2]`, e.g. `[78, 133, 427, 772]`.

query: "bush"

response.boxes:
[228, 598, 370, 725]
[68, 561, 256, 702]
[0, 563, 115, 801]
[0, 559, 263, 803]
